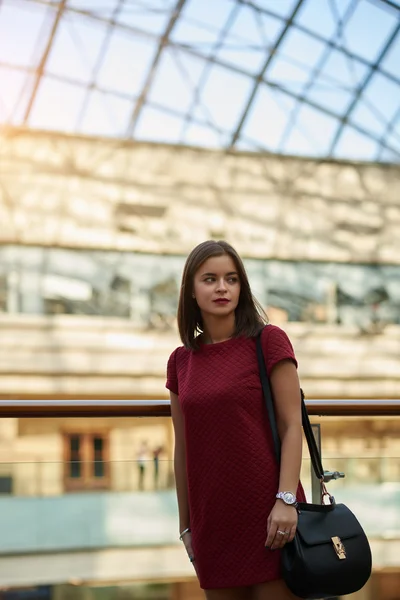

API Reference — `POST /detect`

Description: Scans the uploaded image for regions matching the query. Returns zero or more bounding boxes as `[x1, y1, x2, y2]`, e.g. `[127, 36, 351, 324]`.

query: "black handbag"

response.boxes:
[256, 330, 372, 599]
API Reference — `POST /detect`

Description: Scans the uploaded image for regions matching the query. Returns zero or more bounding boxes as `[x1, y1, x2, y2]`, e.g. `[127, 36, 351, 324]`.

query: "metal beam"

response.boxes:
[75, 0, 125, 130]
[7, 0, 400, 158]
[125, 0, 188, 137]
[329, 20, 400, 154]
[229, 0, 306, 148]
[376, 103, 400, 160]
[179, 2, 241, 142]
[23, 0, 400, 89]
[376, 0, 400, 12]
[2, 51, 399, 158]
[22, 0, 68, 125]
[277, 0, 359, 153]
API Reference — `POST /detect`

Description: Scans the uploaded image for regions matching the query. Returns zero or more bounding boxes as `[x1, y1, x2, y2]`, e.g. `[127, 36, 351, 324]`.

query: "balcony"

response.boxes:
[0, 400, 399, 599]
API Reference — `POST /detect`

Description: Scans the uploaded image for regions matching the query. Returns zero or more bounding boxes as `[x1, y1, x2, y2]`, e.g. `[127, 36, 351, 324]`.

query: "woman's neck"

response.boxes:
[201, 316, 236, 344]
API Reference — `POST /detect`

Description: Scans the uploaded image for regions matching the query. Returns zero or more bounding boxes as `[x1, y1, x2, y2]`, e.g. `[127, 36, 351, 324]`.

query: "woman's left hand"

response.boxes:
[265, 500, 298, 550]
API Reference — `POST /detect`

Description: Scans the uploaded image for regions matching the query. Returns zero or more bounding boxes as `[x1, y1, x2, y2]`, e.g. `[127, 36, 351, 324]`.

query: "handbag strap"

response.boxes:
[256, 329, 324, 482]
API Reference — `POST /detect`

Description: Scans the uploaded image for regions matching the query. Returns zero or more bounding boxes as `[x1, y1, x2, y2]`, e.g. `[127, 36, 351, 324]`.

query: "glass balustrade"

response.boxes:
[0, 414, 398, 600]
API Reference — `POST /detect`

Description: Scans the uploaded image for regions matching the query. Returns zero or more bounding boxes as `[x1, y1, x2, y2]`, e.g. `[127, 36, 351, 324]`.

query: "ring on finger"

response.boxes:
[277, 530, 286, 536]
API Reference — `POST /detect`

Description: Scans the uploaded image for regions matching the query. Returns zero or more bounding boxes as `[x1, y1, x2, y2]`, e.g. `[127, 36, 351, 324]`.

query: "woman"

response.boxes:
[166, 240, 306, 600]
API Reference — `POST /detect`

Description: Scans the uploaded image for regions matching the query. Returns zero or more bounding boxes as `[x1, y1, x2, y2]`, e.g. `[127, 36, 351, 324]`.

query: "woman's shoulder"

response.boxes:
[167, 344, 191, 365]
[260, 323, 292, 341]
[260, 324, 297, 370]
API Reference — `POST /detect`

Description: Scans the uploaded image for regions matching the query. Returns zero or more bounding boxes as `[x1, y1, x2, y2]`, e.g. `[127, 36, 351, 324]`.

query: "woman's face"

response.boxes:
[192, 254, 241, 319]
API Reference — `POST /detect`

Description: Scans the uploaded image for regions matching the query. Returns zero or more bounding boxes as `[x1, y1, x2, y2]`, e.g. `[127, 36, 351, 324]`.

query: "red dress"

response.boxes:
[166, 325, 306, 589]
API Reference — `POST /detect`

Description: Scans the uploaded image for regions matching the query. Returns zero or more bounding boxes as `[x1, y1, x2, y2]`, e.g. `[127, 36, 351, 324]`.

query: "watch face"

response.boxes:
[283, 492, 296, 504]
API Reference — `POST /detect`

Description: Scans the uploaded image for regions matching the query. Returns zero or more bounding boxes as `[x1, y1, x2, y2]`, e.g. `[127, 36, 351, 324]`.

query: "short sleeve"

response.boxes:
[166, 348, 179, 395]
[261, 325, 297, 377]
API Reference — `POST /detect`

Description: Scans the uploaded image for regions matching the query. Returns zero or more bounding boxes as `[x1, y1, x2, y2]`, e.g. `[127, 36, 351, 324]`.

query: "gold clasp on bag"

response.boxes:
[331, 536, 346, 560]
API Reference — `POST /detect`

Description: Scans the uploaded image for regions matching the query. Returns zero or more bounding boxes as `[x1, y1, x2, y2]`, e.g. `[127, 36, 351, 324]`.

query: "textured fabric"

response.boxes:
[166, 325, 306, 589]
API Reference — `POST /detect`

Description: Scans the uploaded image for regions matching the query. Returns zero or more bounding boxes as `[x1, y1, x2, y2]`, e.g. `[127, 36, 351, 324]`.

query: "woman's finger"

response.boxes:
[273, 528, 288, 549]
[265, 521, 278, 548]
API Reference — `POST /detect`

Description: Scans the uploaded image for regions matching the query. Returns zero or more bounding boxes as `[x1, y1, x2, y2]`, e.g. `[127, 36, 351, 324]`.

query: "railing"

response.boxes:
[0, 398, 399, 417]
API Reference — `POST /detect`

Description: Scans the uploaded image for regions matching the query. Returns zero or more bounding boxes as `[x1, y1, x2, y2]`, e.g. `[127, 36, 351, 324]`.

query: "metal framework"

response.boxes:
[1, 0, 400, 161]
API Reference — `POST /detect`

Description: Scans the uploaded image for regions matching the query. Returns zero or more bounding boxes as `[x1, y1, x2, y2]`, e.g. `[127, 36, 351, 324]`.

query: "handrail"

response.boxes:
[0, 399, 399, 418]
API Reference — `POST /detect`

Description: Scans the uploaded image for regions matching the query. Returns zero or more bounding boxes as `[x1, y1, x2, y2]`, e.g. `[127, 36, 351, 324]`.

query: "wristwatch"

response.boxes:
[276, 491, 298, 507]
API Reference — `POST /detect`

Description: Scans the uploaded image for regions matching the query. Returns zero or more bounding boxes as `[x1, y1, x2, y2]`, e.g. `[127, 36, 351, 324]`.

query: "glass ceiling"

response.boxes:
[1, 0, 400, 162]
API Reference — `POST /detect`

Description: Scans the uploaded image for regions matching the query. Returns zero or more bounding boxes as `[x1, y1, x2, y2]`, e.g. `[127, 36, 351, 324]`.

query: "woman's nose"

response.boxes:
[216, 279, 227, 292]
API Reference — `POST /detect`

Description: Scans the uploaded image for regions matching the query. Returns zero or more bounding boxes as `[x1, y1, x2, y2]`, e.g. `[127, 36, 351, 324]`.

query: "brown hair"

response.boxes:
[177, 240, 268, 350]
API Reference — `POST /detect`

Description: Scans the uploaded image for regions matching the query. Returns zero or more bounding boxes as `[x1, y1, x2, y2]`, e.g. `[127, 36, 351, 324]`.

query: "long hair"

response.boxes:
[177, 240, 268, 350]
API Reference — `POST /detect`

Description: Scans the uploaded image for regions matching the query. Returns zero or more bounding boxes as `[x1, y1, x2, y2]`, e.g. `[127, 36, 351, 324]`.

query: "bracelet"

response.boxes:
[179, 527, 191, 541]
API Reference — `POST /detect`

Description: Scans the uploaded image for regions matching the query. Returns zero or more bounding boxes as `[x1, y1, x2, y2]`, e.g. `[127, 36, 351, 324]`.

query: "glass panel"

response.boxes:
[351, 98, 390, 138]
[78, 90, 133, 137]
[318, 48, 369, 90]
[381, 26, 400, 80]
[194, 64, 253, 131]
[46, 14, 108, 84]
[267, 56, 311, 87]
[276, 28, 327, 72]
[28, 77, 87, 131]
[178, 0, 234, 33]
[284, 104, 339, 155]
[215, 4, 273, 74]
[241, 86, 297, 150]
[257, 0, 299, 19]
[96, 30, 156, 95]
[0, 68, 33, 124]
[0, 1, 50, 67]
[343, 1, 398, 62]
[183, 122, 225, 147]
[295, 0, 338, 38]
[306, 81, 353, 113]
[363, 73, 400, 124]
[332, 125, 379, 160]
[147, 48, 206, 114]
[0, 434, 397, 582]
[0, 457, 174, 499]
[116, 0, 173, 33]
[68, 0, 118, 20]
[135, 105, 184, 143]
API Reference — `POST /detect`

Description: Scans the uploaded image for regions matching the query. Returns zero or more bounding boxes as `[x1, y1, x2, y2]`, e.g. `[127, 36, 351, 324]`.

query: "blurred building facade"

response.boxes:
[0, 128, 399, 599]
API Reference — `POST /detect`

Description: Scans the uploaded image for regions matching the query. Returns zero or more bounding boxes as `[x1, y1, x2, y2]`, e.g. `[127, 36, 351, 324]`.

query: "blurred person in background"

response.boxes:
[136, 440, 148, 491]
[166, 240, 305, 600]
[153, 444, 164, 489]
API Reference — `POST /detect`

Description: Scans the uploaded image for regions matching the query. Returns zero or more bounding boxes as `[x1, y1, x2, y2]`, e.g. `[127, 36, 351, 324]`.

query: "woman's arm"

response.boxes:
[170, 391, 196, 564]
[170, 391, 191, 534]
[265, 359, 303, 550]
[271, 359, 303, 495]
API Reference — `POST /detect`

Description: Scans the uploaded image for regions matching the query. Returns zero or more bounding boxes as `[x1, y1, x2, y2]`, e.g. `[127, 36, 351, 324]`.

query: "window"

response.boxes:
[63, 432, 110, 492]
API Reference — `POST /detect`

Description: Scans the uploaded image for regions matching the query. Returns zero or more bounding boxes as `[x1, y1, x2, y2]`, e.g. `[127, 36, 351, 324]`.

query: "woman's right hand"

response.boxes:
[182, 532, 196, 568]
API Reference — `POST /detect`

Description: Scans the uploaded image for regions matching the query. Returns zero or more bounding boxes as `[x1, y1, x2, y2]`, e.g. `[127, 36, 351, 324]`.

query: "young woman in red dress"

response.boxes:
[166, 240, 306, 600]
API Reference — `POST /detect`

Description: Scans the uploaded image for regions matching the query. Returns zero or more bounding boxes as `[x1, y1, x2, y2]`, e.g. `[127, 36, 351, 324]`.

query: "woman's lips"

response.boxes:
[213, 299, 230, 304]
